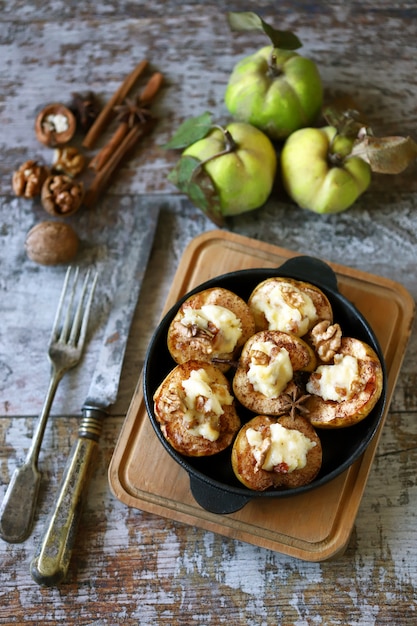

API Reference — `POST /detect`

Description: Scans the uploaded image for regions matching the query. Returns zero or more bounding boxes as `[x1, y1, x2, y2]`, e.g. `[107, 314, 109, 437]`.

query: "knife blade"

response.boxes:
[30, 204, 160, 586]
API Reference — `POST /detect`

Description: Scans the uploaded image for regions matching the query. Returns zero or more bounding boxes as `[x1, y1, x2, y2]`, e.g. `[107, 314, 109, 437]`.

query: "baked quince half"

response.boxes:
[248, 277, 333, 337]
[231, 414, 322, 490]
[167, 287, 256, 371]
[153, 360, 241, 456]
[305, 337, 384, 428]
[233, 330, 316, 415]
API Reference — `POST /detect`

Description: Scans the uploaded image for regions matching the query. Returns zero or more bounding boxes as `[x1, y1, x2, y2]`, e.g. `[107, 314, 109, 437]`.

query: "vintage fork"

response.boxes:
[0, 267, 98, 543]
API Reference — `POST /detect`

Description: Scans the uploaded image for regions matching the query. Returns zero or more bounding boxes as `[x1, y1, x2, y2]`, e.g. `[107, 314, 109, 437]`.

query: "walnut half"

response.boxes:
[12, 160, 50, 198]
[53, 146, 86, 178]
[310, 320, 342, 362]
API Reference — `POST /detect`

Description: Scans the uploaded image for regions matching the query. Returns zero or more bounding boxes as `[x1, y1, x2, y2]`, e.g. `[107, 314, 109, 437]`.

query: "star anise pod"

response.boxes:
[70, 91, 101, 132]
[114, 97, 153, 128]
[277, 383, 311, 420]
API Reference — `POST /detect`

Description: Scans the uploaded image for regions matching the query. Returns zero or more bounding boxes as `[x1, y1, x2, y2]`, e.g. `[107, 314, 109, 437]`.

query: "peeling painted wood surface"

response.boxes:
[0, 2, 417, 624]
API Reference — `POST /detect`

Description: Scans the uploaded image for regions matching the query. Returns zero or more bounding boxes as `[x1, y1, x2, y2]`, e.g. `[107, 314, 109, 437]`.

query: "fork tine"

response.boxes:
[68, 270, 98, 346]
[59, 267, 80, 343]
[49, 266, 74, 343]
[67, 269, 90, 344]
[78, 271, 99, 346]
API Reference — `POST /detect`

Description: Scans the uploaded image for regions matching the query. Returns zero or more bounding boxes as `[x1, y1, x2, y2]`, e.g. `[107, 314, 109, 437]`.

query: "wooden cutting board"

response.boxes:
[108, 230, 415, 561]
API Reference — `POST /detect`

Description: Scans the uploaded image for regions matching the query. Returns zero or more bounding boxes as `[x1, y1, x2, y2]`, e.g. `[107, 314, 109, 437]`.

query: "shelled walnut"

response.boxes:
[12, 160, 50, 198]
[41, 174, 84, 216]
[309, 320, 342, 363]
[52, 146, 86, 177]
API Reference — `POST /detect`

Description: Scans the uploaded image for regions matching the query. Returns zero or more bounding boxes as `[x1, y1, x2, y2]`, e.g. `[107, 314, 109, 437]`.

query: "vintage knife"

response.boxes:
[30, 205, 159, 586]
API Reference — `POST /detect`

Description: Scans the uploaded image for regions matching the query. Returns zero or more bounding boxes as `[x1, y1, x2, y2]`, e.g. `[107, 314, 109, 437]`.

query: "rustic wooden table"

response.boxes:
[1, 1, 416, 624]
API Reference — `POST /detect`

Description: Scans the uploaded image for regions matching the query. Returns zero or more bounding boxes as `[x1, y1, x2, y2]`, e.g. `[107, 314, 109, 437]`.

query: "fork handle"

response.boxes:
[0, 371, 63, 543]
[30, 406, 106, 586]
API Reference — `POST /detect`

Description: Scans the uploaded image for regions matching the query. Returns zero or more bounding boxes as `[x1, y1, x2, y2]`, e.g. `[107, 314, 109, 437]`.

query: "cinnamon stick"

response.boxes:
[82, 59, 149, 149]
[83, 118, 156, 208]
[88, 72, 164, 173]
[88, 121, 129, 172]
[138, 71, 164, 105]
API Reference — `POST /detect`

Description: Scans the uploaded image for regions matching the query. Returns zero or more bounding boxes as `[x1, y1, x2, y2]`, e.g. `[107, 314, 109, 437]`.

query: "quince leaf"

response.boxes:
[168, 155, 224, 226]
[323, 105, 371, 139]
[351, 135, 417, 174]
[227, 11, 302, 50]
[163, 112, 213, 150]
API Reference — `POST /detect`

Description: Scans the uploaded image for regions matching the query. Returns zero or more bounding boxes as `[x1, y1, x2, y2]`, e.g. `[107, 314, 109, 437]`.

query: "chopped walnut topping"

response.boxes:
[195, 395, 207, 413]
[281, 283, 305, 308]
[310, 320, 342, 362]
[12, 160, 49, 198]
[254, 435, 271, 472]
[174, 318, 218, 355]
[158, 387, 184, 415]
[250, 349, 270, 366]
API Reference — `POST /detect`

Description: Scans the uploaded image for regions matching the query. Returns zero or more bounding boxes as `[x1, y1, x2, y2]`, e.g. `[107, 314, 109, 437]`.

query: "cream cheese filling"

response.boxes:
[181, 368, 233, 441]
[246, 423, 316, 473]
[306, 353, 360, 402]
[181, 304, 242, 352]
[247, 340, 293, 397]
[251, 282, 317, 336]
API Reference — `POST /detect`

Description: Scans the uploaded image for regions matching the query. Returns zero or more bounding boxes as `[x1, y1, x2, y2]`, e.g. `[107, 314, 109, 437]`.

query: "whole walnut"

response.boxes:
[25, 221, 79, 265]
[12, 160, 50, 198]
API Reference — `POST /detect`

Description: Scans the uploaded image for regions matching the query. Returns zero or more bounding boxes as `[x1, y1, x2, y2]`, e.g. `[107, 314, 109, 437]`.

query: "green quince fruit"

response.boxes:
[225, 45, 323, 140]
[280, 126, 372, 214]
[168, 118, 277, 226]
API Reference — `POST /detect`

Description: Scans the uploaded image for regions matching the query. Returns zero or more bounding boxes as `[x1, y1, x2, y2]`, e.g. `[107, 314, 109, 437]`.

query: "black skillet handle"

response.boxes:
[278, 256, 339, 293]
[189, 475, 251, 515]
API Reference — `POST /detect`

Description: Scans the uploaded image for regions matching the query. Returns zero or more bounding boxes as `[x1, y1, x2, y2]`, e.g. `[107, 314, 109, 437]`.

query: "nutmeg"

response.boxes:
[41, 174, 84, 217]
[35, 103, 76, 147]
[25, 221, 79, 265]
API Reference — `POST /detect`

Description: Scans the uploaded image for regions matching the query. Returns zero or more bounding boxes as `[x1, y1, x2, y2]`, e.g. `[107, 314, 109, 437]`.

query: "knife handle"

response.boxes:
[30, 406, 106, 586]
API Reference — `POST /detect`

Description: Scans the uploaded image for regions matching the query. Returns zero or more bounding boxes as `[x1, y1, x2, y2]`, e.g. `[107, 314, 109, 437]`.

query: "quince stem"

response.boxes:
[191, 126, 237, 179]
[268, 53, 283, 78]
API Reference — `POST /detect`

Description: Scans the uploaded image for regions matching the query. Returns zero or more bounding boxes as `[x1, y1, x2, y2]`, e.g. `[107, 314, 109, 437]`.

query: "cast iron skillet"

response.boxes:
[143, 256, 387, 514]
